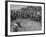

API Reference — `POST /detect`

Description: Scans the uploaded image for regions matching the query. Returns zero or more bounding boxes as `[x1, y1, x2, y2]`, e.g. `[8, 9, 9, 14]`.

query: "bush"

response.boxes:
[11, 6, 42, 22]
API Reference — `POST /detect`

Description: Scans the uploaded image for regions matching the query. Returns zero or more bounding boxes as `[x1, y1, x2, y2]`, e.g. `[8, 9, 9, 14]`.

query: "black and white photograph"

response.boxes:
[10, 5, 42, 32]
[6, 1, 45, 36]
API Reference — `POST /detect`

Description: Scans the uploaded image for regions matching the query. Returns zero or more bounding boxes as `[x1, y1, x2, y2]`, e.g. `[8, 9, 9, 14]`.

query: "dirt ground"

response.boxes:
[18, 19, 42, 31]
[11, 18, 42, 32]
